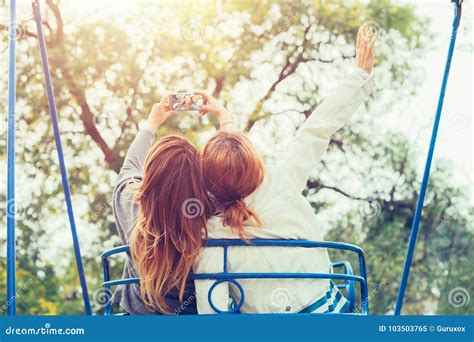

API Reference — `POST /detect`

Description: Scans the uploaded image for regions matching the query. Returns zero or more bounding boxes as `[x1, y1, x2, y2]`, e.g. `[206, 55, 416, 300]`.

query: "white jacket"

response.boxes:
[193, 68, 375, 314]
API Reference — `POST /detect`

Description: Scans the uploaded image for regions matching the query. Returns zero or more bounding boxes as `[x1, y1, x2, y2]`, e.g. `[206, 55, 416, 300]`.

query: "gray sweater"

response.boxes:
[111, 129, 197, 315]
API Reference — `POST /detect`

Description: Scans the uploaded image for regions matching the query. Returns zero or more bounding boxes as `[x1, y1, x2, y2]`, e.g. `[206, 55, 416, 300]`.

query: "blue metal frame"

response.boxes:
[31, 0, 92, 315]
[333, 261, 356, 313]
[101, 239, 368, 316]
[394, 0, 463, 315]
[6, 0, 17, 316]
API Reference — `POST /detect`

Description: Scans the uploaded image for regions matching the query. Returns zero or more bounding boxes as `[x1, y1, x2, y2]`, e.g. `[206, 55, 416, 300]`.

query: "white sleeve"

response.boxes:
[275, 68, 375, 192]
[193, 247, 229, 314]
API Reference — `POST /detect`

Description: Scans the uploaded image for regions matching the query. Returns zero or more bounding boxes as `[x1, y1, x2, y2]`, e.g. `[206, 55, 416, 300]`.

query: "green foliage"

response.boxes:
[325, 136, 473, 314]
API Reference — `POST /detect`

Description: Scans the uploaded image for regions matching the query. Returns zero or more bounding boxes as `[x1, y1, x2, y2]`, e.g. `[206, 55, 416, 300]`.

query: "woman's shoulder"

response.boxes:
[263, 163, 289, 185]
[250, 164, 293, 205]
[205, 215, 240, 239]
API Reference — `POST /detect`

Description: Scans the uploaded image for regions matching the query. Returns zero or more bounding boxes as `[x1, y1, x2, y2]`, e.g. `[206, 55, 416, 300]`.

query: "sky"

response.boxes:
[389, 0, 473, 203]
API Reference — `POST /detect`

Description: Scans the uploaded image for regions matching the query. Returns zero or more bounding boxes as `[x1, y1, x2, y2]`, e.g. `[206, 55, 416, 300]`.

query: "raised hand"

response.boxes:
[356, 24, 376, 75]
[194, 90, 234, 131]
[145, 95, 176, 133]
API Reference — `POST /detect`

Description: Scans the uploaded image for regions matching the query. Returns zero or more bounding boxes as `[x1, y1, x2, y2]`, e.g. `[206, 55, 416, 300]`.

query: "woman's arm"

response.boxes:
[274, 25, 376, 192]
[112, 96, 175, 244]
[116, 96, 176, 185]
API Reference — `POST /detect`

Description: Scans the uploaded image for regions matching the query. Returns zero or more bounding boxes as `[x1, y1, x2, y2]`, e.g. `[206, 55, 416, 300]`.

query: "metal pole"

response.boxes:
[6, 0, 17, 316]
[31, 0, 92, 315]
[394, 0, 462, 315]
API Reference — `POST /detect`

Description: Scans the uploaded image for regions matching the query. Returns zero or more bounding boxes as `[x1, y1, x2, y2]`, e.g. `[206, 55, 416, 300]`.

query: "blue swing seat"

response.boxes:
[101, 239, 368, 316]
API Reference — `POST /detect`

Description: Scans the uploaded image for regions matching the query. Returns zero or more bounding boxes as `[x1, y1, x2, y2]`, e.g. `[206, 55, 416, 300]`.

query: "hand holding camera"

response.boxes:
[146, 95, 176, 133]
[148, 91, 234, 133]
[194, 90, 234, 131]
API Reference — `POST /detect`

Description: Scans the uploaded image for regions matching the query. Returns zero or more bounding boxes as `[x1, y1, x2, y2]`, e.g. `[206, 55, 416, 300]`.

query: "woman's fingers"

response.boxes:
[194, 90, 212, 104]
[199, 105, 209, 116]
[150, 103, 158, 114]
[194, 90, 206, 97]
[359, 26, 376, 53]
[355, 24, 376, 75]
[369, 36, 376, 50]
[365, 36, 376, 60]
[159, 94, 172, 110]
[357, 24, 376, 49]
[356, 25, 363, 49]
[160, 93, 172, 103]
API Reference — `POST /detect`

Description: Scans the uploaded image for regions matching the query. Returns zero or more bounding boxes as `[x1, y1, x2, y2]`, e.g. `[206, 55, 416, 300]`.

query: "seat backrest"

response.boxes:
[101, 239, 368, 315]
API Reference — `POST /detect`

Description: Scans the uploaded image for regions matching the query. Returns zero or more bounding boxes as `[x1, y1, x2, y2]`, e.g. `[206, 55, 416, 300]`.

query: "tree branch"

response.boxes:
[307, 179, 369, 201]
[42, 0, 123, 172]
[245, 24, 313, 131]
[0, 23, 37, 39]
[46, 0, 64, 45]
[307, 179, 416, 212]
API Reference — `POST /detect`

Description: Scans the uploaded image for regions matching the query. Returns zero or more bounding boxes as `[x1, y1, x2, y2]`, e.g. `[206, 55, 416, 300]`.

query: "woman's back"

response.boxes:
[195, 166, 331, 313]
[113, 142, 198, 315]
[194, 67, 374, 314]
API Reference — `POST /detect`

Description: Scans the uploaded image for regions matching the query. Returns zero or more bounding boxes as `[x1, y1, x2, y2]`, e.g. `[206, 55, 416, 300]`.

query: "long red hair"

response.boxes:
[130, 135, 211, 314]
[200, 131, 264, 239]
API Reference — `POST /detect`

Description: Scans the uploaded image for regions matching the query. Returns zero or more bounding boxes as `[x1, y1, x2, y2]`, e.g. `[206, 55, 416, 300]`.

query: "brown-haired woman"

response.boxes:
[193, 25, 376, 314]
[112, 95, 212, 314]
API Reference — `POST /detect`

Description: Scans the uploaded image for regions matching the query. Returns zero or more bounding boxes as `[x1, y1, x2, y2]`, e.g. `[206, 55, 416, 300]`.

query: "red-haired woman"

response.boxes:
[193, 24, 376, 314]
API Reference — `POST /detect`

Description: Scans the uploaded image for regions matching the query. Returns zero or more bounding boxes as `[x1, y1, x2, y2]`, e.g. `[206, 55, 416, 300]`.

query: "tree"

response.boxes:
[0, 0, 470, 315]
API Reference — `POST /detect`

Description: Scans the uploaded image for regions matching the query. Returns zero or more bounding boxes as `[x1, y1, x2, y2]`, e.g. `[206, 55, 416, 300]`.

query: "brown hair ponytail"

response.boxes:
[200, 132, 264, 239]
[222, 200, 262, 240]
